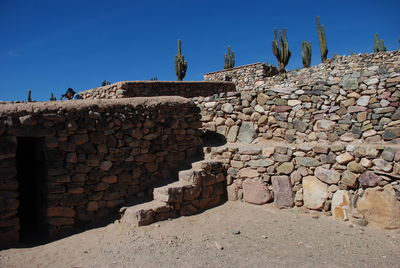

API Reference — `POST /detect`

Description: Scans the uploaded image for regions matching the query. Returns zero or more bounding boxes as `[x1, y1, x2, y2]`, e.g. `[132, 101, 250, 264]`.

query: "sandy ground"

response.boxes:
[1, 201, 399, 268]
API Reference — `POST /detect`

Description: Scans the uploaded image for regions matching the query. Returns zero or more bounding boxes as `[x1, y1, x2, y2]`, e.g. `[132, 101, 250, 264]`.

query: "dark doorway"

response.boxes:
[16, 137, 48, 243]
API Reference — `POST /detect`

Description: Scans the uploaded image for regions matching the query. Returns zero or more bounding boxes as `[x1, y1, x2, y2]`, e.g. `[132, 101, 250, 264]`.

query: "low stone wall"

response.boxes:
[198, 51, 400, 144]
[205, 143, 400, 229]
[79, 81, 236, 99]
[0, 97, 203, 245]
[204, 63, 279, 91]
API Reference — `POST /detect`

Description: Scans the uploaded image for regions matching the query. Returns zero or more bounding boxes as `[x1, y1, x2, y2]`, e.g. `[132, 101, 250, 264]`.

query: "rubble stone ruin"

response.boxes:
[1, 51, 400, 247]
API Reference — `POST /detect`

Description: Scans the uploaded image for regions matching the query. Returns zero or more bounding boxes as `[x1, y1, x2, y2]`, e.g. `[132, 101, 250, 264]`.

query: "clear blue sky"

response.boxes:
[0, 0, 399, 101]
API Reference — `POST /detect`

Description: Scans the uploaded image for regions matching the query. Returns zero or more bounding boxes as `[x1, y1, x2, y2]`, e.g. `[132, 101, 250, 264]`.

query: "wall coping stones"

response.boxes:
[0, 96, 191, 115]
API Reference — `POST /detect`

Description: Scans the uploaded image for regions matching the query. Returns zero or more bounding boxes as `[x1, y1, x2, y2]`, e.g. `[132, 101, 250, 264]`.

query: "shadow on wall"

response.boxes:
[202, 131, 227, 147]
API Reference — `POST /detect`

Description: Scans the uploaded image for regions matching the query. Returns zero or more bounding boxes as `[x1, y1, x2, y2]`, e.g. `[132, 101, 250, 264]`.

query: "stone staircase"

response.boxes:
[119, 160, 226, 226]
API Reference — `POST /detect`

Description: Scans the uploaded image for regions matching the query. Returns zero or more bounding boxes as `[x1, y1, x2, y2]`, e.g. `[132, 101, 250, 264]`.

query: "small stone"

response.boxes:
[99, 161, 113, 171]
[313, 120, 335, 131]
[214, 241, 224, 250]
[347, 161, 365, 173]
[358, 171, 382, 188]
[238, 168, 259, 178]
[276, 162, 294, 174]
[221, 103, 234, 113]
[295, 157, 321, 167]
[341, 171, 358, 188]
[356, 96, 370, 106]
[288, 100, 301, 106]
[336, 153, 354, 165]
[314, 166, 340, 184]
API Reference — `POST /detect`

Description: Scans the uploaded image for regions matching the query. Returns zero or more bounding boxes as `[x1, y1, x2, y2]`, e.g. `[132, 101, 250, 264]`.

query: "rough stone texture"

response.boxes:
[358, 171, 382, 188]
[242, 179, 272, 205]
[199, 51, 400, 145]
[314, 167, 341, 184]
[357, 186, 400, 229]
[300, 176, 328, 210]
[331, 190, 351, 220]
[80, 81, 235, 99]
[0, 96, 203, 245]
[271, 176, 294, 208]
[237, 122, 257, 144]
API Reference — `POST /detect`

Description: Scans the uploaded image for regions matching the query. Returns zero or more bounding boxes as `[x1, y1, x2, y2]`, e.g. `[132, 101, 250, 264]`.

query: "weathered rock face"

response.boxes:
[271, 176, 294, 208]
[331, 190, 351, 220]
[242, 179, 272, 205]
[237, 122, 257, 144]
[357, 186, 400, 229]
[314, 167, 341, 184]
[80, 81, 235, 99]
[302, 176, 328, 210]
[199, 51, 400, 145]
[0, 97, 203, 245]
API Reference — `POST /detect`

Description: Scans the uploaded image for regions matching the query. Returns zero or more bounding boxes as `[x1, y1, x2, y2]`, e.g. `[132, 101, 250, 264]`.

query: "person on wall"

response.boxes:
[61, 88, 82, 100]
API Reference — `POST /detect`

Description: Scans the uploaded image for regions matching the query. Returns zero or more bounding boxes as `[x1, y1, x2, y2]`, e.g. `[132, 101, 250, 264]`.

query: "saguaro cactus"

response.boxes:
[316, 16, 328, 62]
[50, 93, 56, 101]
[301, 41, 312, 68]
[101, 80, 111, 86]
[174, 40, 187, 81]
[374, 33, 387, 52]
[272, 28, 291, 70]
[27, 89, 32, 102]
[224, 46, 235, 69]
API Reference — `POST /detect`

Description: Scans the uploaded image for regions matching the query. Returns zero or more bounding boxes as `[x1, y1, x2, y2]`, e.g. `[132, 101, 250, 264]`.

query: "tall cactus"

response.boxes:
[301, 41, 312, 68]
[374, 33, 380, 52]
[50, 93, 56, 101]
[374, 33, 387, 52]
[316, 16, 328, 62]
[174, 40, 187, 81]
[27, 89, 32, 102]
[272, 28, 291, 70]
[224, 45, 235, 69]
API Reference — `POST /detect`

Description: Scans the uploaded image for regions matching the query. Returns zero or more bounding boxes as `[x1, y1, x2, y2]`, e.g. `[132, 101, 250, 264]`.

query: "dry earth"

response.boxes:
[1, 201, 399, 268]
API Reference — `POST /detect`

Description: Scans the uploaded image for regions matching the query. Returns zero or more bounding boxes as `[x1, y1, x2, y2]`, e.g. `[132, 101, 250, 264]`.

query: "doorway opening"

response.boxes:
[16, 137, 48, 243]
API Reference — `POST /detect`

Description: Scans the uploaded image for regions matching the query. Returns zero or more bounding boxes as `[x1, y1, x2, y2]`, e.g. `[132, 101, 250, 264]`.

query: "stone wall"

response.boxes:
[0, 97, 203, 245]
[204, 63, 279, 92]
[80, 81, 235, 99]
[198, 51, 400, 144]
[205, 142, 400, 229]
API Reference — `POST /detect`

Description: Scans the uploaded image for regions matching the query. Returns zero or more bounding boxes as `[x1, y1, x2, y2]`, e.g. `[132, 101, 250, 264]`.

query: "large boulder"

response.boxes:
[242, 179, 273, 205]
[302, 176, 328, 210]
[357, 186, 400, 229]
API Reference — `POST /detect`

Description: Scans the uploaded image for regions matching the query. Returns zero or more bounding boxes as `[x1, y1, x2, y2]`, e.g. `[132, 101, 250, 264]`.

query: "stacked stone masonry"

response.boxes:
[120, 160, 226, 226]
[0, 97, 203, 245]
[205, 143, 400, 229]
[80, 81, 235, 99]
[199, 51, 400, 144]
[204, 63, 279, 92]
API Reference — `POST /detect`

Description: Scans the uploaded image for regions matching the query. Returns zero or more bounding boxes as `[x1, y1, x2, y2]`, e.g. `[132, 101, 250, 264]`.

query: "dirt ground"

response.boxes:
[1, 201, 399, 268]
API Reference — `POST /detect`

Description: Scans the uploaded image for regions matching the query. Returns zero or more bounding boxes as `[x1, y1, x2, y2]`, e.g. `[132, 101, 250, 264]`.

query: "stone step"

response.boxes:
[179, 169, 201, 186]
[153, 181, 191, 203]
[191, 160, 223, 171]
[120, 200, 174, 227]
